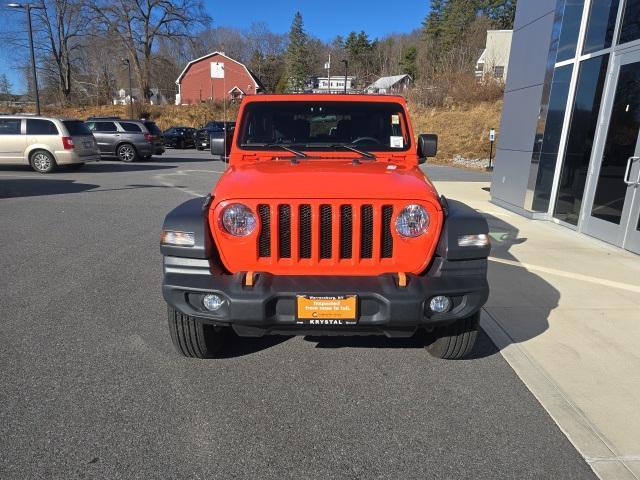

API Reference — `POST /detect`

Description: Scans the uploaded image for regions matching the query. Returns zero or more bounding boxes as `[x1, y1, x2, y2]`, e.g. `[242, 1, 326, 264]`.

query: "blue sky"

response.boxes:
[0, 0, 430, 93]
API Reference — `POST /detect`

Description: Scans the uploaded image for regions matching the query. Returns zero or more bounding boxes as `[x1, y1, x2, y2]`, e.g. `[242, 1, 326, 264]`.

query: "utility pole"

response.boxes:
[342, 60, 348, 94]
[326, 54, 331, 94]
[122, 59, 133, 118]
[8, 3, 44, 115]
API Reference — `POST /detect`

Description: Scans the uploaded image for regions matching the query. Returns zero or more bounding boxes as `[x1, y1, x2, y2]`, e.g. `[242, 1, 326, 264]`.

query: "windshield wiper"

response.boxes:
[330, 144, 376, 159]
[242, 143, 307, 158]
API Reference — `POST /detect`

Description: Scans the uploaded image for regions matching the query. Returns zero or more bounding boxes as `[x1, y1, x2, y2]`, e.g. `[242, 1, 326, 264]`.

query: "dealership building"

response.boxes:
[492, 0, 640, 254]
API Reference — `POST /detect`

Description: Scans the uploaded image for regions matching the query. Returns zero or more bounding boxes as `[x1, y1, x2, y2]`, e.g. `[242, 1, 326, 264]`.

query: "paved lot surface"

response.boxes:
[0, 150, 594, 479]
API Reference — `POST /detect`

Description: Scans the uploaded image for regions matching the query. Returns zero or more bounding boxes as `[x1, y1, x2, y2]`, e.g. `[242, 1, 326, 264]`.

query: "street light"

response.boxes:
[341, 59, 348, 94]
[122, 58, 133, 119]
[7, 2, 44, 115]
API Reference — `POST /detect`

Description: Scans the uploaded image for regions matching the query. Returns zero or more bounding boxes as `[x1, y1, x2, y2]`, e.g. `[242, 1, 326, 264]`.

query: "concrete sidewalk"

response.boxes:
[434, 180, 640, 480]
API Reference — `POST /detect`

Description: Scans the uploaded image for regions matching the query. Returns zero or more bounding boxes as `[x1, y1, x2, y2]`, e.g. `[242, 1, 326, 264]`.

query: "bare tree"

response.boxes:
[90, 0, 209, 101]
[34, 0, 90, 104]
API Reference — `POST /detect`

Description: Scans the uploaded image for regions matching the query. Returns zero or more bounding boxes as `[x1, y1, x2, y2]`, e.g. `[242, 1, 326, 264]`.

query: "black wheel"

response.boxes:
[196, 146, 204, 151]
[67, 162, 85, 170]
[167, 306, 225, 358]
[425, 312, 480, 360]
[117, 143, 138, 162]
[30, 150, 57, 173]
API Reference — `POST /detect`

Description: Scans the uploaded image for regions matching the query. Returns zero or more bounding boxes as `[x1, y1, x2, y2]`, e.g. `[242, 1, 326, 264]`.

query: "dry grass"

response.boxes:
[36, 99, 502, 166]
[40, 102, 239, 130]
[408, 100, 503, 164]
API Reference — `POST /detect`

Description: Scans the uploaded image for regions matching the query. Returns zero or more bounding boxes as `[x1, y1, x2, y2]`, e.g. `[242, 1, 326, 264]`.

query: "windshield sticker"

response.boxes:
[390, 136, 404, 148]
[391, 114, 400, 125]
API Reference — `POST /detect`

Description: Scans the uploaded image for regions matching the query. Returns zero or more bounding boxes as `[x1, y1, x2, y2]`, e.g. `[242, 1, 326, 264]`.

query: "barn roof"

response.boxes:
[175, 51, 262, 90]
[366, 74, 412, 91]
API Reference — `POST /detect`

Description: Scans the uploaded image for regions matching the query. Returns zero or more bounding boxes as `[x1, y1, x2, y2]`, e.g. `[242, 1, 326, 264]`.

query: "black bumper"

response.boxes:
[162, 256, 488, 337]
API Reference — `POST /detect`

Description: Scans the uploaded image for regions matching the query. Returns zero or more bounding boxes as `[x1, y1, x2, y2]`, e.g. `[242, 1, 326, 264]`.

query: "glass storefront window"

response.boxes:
[532, 65, 574, 212]
[619, 0, 640, 44]
[554, 55, 610, 225]
[583, 0, 621, 53]
[557, 0, 586, 62]
[590, 61, 640, 224]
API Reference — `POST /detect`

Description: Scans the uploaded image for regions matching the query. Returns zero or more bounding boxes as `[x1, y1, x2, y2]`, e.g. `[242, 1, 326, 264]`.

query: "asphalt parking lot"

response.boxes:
[0, 150, 595, 479]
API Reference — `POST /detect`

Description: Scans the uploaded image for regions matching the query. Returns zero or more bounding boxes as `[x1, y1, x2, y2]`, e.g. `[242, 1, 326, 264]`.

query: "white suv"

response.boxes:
[0, 116, 100, 173]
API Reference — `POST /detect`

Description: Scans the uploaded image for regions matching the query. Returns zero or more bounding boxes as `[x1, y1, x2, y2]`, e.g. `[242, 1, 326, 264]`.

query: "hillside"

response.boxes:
[37, 100, 502, 167]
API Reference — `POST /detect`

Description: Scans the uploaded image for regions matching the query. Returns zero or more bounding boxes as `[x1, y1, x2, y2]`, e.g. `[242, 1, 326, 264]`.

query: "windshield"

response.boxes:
[237, 101, 410, 152]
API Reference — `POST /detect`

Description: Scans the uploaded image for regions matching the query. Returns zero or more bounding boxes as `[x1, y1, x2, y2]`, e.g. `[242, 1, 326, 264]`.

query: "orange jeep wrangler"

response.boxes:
[160, 94, 490, 359]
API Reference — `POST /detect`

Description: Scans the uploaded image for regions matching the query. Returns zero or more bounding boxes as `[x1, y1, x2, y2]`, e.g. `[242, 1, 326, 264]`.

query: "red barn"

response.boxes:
[175, 52, 263, 105]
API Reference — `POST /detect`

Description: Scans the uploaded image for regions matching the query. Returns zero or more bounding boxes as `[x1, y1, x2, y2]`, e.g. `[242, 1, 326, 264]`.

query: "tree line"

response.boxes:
[0, 0, 516, 107]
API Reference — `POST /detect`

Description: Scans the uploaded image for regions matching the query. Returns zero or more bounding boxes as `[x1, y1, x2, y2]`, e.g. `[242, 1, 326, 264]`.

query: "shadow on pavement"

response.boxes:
[218, 333, 292, 358]
[0, 163, 177, 174]
[0, 179, 186, 198]
[152, 154, 219, 164]
[0, 179, 100, 198]
[78, 163, 177, 173]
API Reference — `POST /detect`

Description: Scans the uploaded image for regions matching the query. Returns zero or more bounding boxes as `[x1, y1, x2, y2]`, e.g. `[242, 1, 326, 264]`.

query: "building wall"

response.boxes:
[482, 30, 514, 80]
[177, 53, 257, 105]
[491, 0, 558, 211]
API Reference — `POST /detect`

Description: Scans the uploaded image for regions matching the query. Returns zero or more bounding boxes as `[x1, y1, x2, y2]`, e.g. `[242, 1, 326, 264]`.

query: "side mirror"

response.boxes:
[417, 134, 438, 164]
[210, 129, 233, 161]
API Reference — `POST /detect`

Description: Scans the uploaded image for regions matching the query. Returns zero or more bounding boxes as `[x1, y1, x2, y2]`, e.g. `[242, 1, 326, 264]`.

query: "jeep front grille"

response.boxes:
[256, 202, 394, 264]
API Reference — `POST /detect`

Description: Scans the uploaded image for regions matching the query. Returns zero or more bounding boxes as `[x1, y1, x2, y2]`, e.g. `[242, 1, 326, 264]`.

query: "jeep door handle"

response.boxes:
[624, 156, 639, 186]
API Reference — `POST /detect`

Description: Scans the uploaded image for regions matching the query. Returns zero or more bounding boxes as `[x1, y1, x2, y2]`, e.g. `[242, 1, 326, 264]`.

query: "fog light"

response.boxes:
[429, 296, 451, 313]
[203, 294, 224, 311]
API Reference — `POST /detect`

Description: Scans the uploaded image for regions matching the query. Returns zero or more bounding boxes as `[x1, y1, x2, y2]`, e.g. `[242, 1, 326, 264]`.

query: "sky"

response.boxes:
[0, 0, 430, 94]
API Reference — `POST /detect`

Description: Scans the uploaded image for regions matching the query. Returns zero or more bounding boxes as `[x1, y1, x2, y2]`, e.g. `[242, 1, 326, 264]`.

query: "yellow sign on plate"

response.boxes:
[296, 295, 357, 324]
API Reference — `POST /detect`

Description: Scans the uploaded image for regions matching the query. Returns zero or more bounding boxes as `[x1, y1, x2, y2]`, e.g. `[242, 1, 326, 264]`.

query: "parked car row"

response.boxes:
[0, 113, 233, 173]
[0, 114, 166, 173]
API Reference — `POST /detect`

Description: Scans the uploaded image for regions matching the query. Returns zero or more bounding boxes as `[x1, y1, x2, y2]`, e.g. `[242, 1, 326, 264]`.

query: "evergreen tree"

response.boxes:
[285, 12, 310, 92]
[439, 0, 481, 52]
[400, 46, 418, 79]
[423, 0, 446, 42]
[480, 0, 517, 29]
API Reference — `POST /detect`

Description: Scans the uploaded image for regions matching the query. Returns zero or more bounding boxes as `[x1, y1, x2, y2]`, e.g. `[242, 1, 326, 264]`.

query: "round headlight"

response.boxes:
[396, 204, 429, 237]
[221, 203, 256, 237]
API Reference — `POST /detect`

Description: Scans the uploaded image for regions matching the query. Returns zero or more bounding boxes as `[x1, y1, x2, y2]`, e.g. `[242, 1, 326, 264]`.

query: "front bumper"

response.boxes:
[162, 256, 489, 337]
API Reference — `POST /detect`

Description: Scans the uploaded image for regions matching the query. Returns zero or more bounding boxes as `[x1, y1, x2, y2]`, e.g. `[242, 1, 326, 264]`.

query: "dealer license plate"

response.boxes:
[296, 295, 357, 325]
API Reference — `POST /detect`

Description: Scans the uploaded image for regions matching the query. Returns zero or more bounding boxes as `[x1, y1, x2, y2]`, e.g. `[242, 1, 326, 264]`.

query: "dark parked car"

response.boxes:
[195, 121, 235, 150]
[85, 119, 165, 162]
[164, 127, 196, 149]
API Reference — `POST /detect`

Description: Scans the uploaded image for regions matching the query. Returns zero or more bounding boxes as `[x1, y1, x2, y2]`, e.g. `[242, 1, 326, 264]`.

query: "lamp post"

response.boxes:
[122, 58, 133, 119]
[7, 2, 44, 115]
[341, 59, 348, 94]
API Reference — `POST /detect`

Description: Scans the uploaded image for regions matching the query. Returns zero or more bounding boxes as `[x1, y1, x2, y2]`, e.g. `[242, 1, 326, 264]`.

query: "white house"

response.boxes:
[306, 75, 357, 94]
[364, 74, 413, 95]
[113, 87, 168, 106]
[475, 30, 513, 82]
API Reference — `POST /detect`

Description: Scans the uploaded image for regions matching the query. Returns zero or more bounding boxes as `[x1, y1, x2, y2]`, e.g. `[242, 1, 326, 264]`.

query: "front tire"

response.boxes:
[167, 306, 224, 358]
[117, 143, 138, 162]
[30, 150, 57, 173]
[425, 312, 480, 360]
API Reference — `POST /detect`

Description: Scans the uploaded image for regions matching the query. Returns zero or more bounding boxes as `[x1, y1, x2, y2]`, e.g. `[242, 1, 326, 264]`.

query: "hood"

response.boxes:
[212, 159, 439, 201]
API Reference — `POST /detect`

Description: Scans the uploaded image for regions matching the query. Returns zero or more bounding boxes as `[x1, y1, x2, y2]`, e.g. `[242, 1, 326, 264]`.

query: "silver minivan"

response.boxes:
[0, 116, 100, 173]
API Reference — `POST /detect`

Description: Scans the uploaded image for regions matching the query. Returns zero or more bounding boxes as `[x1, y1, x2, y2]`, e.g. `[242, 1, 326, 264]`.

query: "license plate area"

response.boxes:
[296, 295, 357, 325]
